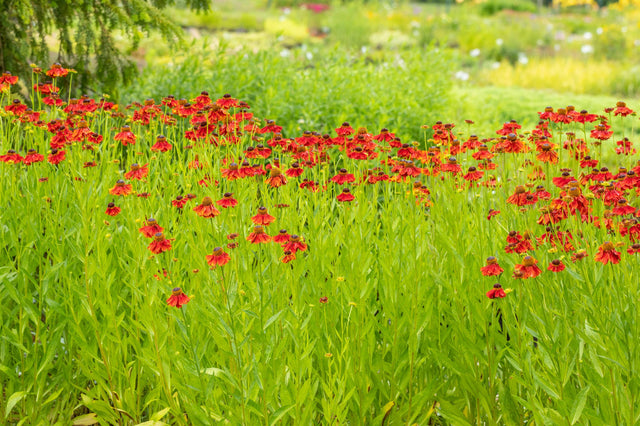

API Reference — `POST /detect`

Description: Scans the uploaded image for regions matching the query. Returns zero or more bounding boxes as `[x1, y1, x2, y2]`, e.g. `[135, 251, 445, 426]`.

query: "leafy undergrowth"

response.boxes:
[2, 67, 640, 424]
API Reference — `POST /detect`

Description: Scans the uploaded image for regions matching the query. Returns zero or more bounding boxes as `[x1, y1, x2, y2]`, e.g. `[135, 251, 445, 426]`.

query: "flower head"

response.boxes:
[105, 202, 121, 217]
[167, 287, 190, 308]
[480, 256, 504, 276]
[247, 226, 271, 244]
[594, 241, 621, 265]
[251, 206, 276, 225]
[486, 283, 506, 299]
[206, 247, 230, 268]
[193, 196, 220, 218]
[514, 255, 541, 278]
[547, 259, 566, 272]
[148, 232, 172, 254]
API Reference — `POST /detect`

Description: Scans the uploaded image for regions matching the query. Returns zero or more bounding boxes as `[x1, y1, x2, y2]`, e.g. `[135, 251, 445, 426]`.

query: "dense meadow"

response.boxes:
[3, 58, 640, 425]
[4, 1, 640, 425]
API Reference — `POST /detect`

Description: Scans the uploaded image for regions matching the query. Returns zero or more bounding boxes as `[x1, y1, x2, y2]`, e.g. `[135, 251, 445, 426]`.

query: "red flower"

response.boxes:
[285, 162, 304, 178]
[217, 192, 238, 208]
[5, 99, 28, 116]
[193, 197, 220, 218]
[480, 257, 504, 276]
[331, 168, 356, 185]
[151, 135, 172, 152]
[109, 180, 133, 196]
[167, 287, 190, 308]
[273, 229, 290, 243]
[105, 202, 121, 217]
[114, 125, 136, 146]
[462, 166, 484, 182]
[23, 149, 44, 165]
[506, 185, 538, 206]
[335, 122, 354, 136]
[247, 226, 272, 244]
[216, 93, 238, 109]
[571, 250, 589, 262]
[46, 63, 69, 78]
[260, 119, 283, 134]
[373, 128, 395, 142]
[251, 207, 276, 225]
[0, 71, 19, 86]
[486, 283, 506, 299]
[148, 232, 172, 254]
[47, 149, 66, 165]
[265, 168, 288, 187]
[337, 188, 355, 202]
[594, 241, 621, 265]
[627, 243, 640, 255]
[124, 163, 149, 181]
[206, 247, 230, 267]
[139, 218, 164, 238]
[614, 101, 634, 117]
[280, 250, 296, 263]
[547, 259, 565, 272]
[514, 256, 541, 278]
[590, 123, 613, 141]
[172, 196, 188, 209]
[612, 198, 635, 216]
[282, 234, 307, 253]
[0, 150, 24, 164]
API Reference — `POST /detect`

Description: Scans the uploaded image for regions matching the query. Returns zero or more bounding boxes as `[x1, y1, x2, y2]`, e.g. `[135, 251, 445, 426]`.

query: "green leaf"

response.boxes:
[72, 413, 99, 425]
[570, 385, 590, 425]
[269, 404, 295, 425]
[5, 391, 27, 419]
[263, 310, 284, 331]
[150, 407, 171, 421]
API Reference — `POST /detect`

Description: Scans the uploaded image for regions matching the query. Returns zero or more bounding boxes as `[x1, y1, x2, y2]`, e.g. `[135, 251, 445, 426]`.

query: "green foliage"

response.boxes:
[478, 0, 537, 15]
[0, 0, 210, 97]
[123, 46, 452, 142]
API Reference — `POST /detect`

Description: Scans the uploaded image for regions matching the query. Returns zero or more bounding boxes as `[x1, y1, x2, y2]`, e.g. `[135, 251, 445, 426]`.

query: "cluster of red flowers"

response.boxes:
[3, 65, 640, 306]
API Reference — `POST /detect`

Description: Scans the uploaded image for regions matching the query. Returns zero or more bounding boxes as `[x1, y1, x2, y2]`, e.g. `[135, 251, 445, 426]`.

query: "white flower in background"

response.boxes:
[280, 49, 291, 58]
[634, 40, 640, 47]
[597, 27, 603, 35]
[306, 52, 313, 60]
[518, 53, 529, 65]
[622, 27, 628, 33]
[496, 38, 503, 46]
[581, 44, 594, 54]
[491, 62, 501, 69]
[361, 46, 368, 54]
[470, 48, 481, 57]
[583, 32, 592, 40]
[455, 70, 470, 81]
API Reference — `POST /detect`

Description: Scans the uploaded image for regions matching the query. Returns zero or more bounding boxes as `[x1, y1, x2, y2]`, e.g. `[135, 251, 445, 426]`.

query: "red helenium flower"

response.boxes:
[514, 256, 542, 278]
[594, 241, 621, 265]
[206, 247, 230, 267]
[167, 287, 190, 308]
[251, 207, 276, 225]
[247, 226, 272, 244]
[193, 196, 220, 218]
[148, 232, 172, 254]
[486, 283, 506, 299]
[481, 257, 504, 276]
[281, 234, 307, 253]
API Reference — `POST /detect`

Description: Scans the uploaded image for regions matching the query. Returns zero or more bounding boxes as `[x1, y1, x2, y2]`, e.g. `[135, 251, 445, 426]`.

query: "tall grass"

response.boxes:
[2, 63, 640, 424]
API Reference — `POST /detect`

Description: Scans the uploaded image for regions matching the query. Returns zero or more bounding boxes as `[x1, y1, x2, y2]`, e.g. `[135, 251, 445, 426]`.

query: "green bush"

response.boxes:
[478, 0, 537, 15]
[123, 45, 453, 142]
